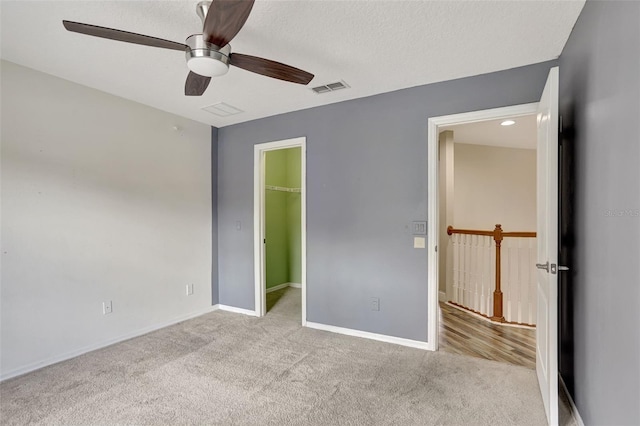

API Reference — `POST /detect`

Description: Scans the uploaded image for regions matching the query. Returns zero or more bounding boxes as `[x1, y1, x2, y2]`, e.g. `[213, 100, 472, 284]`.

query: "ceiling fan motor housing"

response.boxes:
[186, 34, 230, 77]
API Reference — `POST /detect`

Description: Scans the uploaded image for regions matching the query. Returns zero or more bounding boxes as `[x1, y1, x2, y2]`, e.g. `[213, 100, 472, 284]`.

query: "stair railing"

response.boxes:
[447, 224, 536, 324]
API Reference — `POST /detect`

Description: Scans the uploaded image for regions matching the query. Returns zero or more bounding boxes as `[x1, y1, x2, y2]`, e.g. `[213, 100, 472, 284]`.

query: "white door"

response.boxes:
[536, 66, 559, 425]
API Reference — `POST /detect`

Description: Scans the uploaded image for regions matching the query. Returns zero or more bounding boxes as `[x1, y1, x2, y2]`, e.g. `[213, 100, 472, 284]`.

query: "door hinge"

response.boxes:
[559, 115, 563, 133]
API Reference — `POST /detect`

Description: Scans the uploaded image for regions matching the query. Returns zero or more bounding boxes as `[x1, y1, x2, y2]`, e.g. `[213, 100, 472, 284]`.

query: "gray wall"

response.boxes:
[218, 62, 555, 341]
[217, 61, 556, 342]
[212, 127, 219, 305]
[558, 1, 640, 424]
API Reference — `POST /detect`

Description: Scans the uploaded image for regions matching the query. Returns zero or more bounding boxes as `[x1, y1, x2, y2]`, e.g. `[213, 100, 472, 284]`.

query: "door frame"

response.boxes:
[253, 137, 307, 324]
[426, 103, 538, 350]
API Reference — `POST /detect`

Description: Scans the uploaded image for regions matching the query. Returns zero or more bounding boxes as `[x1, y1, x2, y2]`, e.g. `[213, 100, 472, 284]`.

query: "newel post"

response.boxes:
[491, 224, 505, 322]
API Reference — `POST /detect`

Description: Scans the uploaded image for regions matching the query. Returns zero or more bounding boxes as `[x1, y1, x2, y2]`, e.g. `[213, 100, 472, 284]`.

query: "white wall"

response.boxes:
[0, 61, 213, 379]
[453, 143, 536, 232]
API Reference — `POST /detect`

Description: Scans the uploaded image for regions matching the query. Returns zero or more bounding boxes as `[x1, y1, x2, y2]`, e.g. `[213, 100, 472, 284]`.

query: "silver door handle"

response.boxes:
[536, 262, 549, 272]
[551, 263, 569, 274]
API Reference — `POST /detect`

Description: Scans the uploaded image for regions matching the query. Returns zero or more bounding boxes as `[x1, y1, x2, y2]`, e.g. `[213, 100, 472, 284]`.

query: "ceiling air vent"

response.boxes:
[312, 86, 332, 94]
[311, 80, 349, 94]
[202, 102, 243, 117]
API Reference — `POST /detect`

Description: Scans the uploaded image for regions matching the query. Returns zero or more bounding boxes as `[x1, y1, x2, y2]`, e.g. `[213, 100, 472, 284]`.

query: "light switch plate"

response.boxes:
[414, 236, 426, 249]
[412, 221, 427, 235]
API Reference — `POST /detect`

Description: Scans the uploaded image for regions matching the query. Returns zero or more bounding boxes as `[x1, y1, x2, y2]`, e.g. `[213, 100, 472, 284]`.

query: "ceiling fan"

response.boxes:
[62, 0, 314, 96]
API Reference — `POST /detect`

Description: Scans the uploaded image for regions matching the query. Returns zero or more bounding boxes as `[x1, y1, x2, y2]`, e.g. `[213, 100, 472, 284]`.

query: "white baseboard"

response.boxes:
[0, 305, 219, 382]
[445, 302, 535, 329]
[559, 374, 584, 426]
[214, 304, 257, 316]
[305, 321, 430, 350]
[266, 283, 290, 293]
[266, 282, 302, 293]
[439, 291, 447, 302]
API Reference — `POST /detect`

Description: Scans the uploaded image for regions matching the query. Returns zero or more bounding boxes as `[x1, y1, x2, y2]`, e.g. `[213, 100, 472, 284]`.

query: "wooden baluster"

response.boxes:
[491, 224, 505, 322]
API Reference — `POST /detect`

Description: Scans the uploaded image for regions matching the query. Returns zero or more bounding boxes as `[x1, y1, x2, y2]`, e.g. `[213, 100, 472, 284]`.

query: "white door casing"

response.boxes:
[426, 102, 539, 351]
[253, 137, 307, 324]
[535, 66, 559, 426]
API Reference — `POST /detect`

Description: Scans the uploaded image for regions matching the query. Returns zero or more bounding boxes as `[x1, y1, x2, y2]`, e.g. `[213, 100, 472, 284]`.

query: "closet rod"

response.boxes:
[265, 185, 301, 193]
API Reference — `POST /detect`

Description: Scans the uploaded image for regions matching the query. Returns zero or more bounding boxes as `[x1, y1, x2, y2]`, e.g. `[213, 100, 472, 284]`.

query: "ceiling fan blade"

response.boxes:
[62, 20, 188, 52]
[202, 0, 255, 47]
[229, 53, 314, 85]
[185, 72, 212, 96]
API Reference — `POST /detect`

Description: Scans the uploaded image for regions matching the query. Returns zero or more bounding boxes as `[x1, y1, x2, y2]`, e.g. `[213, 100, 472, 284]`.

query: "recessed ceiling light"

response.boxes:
[501, 120, 516, 126]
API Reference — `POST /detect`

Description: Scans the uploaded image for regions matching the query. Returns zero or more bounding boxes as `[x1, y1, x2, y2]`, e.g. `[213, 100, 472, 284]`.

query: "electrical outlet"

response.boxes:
[371, 297, 380, 311]
[102, 301, 113, 315]
[186, 284, 194, 295]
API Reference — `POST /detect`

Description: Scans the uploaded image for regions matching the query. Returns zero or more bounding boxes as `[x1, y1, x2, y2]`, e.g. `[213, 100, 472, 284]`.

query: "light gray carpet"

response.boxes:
[1, 288, 550, 425]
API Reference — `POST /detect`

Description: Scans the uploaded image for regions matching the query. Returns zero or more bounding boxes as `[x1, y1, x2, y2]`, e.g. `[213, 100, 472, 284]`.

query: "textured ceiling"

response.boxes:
[442, 115, 537, 150]
[0, 1, 584, 128]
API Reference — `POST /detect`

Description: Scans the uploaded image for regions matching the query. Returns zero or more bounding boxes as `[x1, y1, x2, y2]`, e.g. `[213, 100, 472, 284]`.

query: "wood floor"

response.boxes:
[267, 289, 536, 369]
[439, 302, 536, 369]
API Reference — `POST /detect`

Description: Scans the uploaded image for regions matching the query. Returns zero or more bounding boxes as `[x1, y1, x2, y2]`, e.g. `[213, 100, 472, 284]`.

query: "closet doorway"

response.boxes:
[254, 137, 306, 324]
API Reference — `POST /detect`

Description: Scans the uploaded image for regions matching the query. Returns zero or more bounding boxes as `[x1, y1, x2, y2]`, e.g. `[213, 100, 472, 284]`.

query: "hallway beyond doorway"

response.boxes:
[438, 302, 535, 369]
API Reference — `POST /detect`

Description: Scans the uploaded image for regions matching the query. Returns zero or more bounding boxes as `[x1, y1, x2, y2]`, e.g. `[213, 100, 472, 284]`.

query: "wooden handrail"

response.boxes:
[447, 225, 536, 238]
[447, 224, 536, 323]
[503, 231, 536, 238]
[447, 226, 494, 237]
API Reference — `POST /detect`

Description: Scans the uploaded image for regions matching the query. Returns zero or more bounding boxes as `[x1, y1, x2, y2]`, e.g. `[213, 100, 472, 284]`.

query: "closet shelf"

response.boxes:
[266, 185, 301, 193]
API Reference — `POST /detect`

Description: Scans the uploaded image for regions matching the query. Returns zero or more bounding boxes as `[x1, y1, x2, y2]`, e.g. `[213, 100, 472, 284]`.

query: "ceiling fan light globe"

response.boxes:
[185, 34, 231, 78]
[187, 57, 229, 77]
